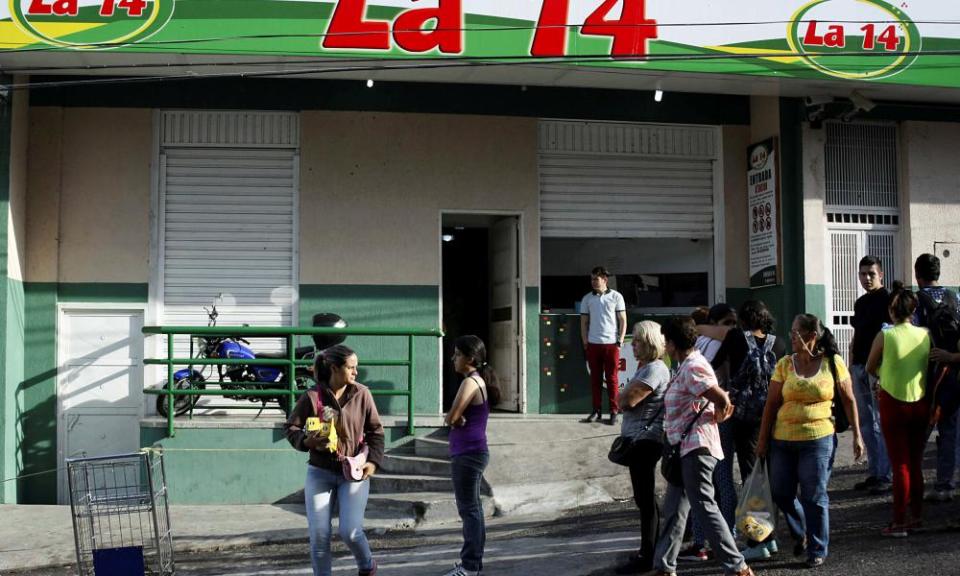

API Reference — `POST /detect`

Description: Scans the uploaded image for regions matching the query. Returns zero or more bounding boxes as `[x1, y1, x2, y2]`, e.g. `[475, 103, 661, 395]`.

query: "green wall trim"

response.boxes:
[525, 287, 540, 414]
[299, 284, 441, 416]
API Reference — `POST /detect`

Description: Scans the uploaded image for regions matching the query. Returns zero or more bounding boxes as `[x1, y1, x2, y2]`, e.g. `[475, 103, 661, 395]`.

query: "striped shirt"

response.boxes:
[663, 350, 724, 459]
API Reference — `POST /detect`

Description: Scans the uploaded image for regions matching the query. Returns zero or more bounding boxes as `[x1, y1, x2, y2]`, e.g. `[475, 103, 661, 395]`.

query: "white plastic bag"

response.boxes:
[735, 458, 776, 542]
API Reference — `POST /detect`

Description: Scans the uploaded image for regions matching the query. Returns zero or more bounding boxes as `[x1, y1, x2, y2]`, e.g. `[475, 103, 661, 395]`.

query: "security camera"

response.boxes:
[849, 90, 876, 112]
[804, 95, 833, 107]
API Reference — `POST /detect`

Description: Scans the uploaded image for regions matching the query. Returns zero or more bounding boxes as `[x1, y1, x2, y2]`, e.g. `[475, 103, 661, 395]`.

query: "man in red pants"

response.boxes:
[580, 266, 627, 426]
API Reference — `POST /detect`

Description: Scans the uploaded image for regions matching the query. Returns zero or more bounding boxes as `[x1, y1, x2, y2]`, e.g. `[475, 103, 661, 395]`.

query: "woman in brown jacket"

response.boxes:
[284, 345, 385, 576]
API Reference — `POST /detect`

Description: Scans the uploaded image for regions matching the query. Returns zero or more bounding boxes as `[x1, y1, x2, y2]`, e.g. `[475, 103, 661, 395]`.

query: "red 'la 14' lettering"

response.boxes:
[860, 24, 900, 51]
[531, 0, 658, 57]
[323, 0, 462, 54]
[100, 0, 148, 17]
[802, 21, 846, 48]
[27, 0, 78, 16]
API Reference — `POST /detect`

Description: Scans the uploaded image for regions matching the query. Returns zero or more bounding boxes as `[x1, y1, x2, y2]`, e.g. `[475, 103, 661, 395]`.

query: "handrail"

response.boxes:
[142, 325, 443, 438]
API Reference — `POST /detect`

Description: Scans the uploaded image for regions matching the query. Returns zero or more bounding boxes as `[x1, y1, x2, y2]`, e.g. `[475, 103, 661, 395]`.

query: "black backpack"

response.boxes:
[728, 332, 777, 424]
[918, 289, 960, 418]
[917, 289, 960, 352]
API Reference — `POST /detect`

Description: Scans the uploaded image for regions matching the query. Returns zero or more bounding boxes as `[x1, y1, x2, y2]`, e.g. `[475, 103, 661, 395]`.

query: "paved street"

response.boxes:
[15, 456, 960, 576]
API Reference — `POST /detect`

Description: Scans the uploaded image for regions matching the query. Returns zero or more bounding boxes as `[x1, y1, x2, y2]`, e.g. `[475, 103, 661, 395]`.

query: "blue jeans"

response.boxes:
[851, 364, 891, 482]
[451, 452, 489, 572]
[305, 465, 374, 576]
[769, 435, 836, 561]
[936, 409, 960, 490]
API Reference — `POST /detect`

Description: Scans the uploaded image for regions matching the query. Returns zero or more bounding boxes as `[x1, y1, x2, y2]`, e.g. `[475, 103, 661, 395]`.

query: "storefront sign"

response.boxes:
[747, 139, 781, 289]
[2, 0, 958, 88]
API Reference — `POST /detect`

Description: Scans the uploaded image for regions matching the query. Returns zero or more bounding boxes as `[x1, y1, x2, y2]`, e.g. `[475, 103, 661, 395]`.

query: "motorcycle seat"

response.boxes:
[255, 346, 316, 360]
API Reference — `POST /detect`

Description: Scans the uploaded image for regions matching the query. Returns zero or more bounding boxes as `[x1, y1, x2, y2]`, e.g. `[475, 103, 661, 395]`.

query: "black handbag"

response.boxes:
[608, 404, 664, 466]
[827, 355, 849, 434]
[660, 404, 709, 486]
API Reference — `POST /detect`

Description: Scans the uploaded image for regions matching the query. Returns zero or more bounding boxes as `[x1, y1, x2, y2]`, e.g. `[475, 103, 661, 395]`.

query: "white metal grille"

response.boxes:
[538, 121, 717, 239]
[867, 232, 897, 291]
[161, 111, 299, 148]
[825, 122, 899, 209]
[831, 232, 860, 315]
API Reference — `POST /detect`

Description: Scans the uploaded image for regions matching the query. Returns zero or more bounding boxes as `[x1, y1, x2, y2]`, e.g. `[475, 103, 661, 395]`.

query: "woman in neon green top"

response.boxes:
[756, 313, 863, 568]
[867, 282, 931, 537]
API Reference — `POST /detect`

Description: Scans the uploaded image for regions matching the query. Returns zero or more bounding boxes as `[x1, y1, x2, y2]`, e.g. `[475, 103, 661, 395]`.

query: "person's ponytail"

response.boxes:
[453, 335, 502, 407]
[480, 364, 502, 406]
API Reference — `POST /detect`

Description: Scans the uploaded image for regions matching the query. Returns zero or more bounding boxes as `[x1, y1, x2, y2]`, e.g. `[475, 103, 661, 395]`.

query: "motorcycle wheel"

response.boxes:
[156, 375, 203, 417]
[279, 371, 315, 418]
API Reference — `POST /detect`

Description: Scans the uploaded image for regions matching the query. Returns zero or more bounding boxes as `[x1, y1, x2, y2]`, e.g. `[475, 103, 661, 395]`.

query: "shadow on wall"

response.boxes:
[15, 371, 58, 503]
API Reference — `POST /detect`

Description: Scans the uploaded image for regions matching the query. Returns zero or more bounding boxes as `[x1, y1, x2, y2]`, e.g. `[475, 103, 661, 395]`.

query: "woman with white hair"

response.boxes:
[614, 320, 671, 575]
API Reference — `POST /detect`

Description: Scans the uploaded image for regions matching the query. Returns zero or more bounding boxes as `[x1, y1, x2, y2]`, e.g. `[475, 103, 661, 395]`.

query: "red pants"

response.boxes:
[586, 343, 620, 414]
[878, 389, 929, 525]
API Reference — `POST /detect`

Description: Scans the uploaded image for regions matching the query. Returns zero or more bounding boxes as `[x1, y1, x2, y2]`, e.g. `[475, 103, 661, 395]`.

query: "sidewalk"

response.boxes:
[0, 432, 861, 574]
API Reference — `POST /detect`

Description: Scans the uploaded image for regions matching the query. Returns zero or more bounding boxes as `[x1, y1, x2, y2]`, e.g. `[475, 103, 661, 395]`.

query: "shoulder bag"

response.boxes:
[608, 403, 664, 466]
[307, 387, 369, 481]
[660, 403, 709, 486]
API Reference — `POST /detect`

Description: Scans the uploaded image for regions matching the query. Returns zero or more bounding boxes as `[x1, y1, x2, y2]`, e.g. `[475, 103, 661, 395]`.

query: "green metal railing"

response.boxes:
[142, 325, 443, 438]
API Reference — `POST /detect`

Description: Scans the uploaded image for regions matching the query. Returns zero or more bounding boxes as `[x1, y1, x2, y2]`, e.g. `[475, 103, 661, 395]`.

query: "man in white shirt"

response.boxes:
[580, 266, 627, 425]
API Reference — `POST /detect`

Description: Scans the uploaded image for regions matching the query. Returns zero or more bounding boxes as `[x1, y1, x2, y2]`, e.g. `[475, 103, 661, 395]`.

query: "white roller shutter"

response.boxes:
[160, 146, 297, 333]
[539, 120, 718, 239]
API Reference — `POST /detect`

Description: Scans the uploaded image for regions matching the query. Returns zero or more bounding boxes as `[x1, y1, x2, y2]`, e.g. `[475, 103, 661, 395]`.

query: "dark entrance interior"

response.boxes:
[441, 225, 489, 411]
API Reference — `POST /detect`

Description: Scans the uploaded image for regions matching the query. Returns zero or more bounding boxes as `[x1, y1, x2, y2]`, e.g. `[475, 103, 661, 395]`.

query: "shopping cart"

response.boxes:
[66, 450, 175, 576]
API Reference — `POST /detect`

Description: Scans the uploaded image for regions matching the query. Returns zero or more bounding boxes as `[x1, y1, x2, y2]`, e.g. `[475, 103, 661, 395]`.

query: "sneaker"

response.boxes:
[854, 476, 880, 491]
[806, 557, 825, 569]
[677, 544, 711, 562]
[360, 560, 378, 576]
[615, 553, 652, 574]
[732, 566, 755, 576]
[580, 410, 601, 423]
[608, 413, 620, 426]
[767, 539, 779, 554]
[741, 544, 770, 561]
[881, 524, 909, 538]
[869, 480, 892, 495]
[927, 488, 954, 502]
[793, 538, 807, 558]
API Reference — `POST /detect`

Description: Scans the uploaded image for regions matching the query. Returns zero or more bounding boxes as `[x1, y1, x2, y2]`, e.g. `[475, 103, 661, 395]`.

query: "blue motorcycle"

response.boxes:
[156, 306, 346, 417]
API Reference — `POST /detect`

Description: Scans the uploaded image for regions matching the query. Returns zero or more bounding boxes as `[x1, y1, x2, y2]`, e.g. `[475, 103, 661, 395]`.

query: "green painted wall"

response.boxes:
[525, 287, 540, 414]
[18, 282, 148, 504]
[299, 285, 441, 416]
[141, 424, 432, 504]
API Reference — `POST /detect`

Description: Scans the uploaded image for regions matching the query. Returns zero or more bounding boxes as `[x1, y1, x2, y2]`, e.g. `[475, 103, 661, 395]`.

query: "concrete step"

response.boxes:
[414, 436, 450, 458]
[370, 473, 453, 494]
[382, 453, 450, 476]
[366, 491, 496, 526]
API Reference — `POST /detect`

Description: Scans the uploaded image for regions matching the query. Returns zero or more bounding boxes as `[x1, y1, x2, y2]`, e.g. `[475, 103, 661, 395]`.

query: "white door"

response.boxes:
[489, 217, 522, 412]
[827, 229, 897, 365]
[58, 308, 145, 503]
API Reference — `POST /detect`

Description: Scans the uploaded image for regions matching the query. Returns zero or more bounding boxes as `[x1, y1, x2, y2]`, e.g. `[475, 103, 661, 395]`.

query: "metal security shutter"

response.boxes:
[538, 121, 718, 239]
[161, 147, 297, 332]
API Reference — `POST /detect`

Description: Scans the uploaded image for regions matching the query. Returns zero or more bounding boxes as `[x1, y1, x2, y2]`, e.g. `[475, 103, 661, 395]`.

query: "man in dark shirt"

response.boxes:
[849, 255, 892, 493]
[914, 253, 960, 501]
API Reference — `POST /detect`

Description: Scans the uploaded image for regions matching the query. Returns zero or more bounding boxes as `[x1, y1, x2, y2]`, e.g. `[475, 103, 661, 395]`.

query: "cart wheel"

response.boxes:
[156, 376, 203, 417]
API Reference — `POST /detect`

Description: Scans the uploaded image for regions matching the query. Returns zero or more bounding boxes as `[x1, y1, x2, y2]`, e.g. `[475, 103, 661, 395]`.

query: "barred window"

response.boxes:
[825, 122, 899, 209]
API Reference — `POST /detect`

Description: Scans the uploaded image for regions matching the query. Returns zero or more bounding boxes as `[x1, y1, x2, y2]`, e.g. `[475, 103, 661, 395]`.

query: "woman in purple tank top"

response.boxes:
[440, 335, 502, 576]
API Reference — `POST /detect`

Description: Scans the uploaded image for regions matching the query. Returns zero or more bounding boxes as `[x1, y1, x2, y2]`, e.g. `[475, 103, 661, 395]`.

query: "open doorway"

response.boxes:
[441, 214, 523, 413]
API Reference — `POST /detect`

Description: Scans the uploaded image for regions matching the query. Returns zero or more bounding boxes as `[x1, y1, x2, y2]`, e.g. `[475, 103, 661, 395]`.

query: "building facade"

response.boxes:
[1, 0, 959, 504]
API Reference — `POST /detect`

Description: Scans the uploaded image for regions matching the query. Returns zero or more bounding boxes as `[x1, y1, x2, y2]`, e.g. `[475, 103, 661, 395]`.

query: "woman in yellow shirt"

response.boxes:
[866, 282, 931, 538]
[756, 314, 863, 569]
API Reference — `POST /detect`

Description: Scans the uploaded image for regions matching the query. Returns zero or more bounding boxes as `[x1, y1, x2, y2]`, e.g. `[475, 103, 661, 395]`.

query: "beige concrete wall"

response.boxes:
[8, 78, 29, 283]
[802, 125, 828, 286]
[722, 125, 750, 289]
[299, 111, 540, 287]
[26, 107, 152, 283]
[902, 121, 960, 287]
[750, 96, 780, 143]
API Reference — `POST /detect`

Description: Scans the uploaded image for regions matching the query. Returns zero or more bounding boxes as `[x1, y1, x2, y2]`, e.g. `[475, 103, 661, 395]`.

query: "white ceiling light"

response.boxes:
[654, 89, 663, 102]
[366, 79, 374, 88]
